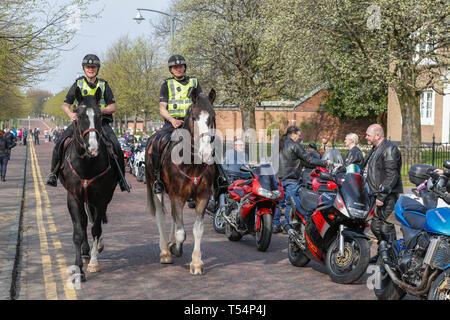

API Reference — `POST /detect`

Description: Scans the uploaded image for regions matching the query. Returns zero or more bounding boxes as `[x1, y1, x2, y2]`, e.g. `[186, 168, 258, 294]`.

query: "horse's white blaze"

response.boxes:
[86, 108, 98, 156]
[196, 111, 213, 164]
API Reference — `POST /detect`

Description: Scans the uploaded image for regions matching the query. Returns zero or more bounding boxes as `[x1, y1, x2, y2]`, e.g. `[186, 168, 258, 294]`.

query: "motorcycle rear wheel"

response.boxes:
[255, 213, 272, 252]
[288, 237, 310, 267]
[326, 236, 370, 284]
[225, 222, 242, 241]
[213, 207, 226, 234]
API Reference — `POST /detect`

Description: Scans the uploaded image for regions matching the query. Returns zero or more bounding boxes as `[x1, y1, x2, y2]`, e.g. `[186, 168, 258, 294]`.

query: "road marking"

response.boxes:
[30, 139, 57, 300]
[29, 138, 78, 300]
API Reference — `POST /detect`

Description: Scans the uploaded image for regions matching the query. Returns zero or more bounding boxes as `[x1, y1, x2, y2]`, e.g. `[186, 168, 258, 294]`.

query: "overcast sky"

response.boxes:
[40, 0, 169, 94]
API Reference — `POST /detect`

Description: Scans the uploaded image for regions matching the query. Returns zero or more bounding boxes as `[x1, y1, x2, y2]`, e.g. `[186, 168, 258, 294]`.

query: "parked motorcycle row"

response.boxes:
[119, 135, 148, 184]
[204, 146, 450, 300]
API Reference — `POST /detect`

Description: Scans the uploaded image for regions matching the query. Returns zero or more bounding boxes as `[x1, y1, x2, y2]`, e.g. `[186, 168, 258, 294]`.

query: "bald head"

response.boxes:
[365, 124, 385, 146]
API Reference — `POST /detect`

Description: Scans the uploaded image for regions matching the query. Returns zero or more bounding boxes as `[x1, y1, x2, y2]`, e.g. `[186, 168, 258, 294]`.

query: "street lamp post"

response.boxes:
[133, 8, 179, 45]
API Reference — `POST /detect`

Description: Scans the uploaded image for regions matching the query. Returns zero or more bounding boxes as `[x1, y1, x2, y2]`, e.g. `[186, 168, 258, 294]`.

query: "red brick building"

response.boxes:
[214, 85, 372, 143]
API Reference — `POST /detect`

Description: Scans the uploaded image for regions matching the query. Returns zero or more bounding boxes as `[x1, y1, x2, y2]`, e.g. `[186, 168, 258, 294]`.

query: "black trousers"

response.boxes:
[370, 193, 398, 243]
[151, 121, 175, 175]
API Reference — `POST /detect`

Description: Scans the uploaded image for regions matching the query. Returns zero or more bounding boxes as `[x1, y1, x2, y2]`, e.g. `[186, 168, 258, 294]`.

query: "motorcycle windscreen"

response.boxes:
[340, 173, 369, 214]
[322, 149, 344, 165]
[254, 164, 279, 191]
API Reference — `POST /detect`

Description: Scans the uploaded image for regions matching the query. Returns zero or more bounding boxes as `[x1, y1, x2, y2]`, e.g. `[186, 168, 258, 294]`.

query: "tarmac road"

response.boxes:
[1, 118, 418, 302]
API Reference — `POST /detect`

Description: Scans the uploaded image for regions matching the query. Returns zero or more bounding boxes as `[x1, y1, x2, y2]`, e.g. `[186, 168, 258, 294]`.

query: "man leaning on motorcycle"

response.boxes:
[273, 126, 332, 233]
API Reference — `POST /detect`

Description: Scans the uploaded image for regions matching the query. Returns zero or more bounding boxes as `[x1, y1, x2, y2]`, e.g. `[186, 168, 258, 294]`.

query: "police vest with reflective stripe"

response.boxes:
[76, 78, 106, 108]
[167, 77, 198, 118]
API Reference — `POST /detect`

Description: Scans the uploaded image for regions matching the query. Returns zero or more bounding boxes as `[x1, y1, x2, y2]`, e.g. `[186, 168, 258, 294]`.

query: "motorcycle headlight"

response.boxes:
[257, 188, 278, 199]
[348, 207, 368, 219]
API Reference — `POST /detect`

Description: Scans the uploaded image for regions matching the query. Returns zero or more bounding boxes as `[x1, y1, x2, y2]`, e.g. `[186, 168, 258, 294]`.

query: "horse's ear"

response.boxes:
[188, 86, 198, 104]
[94, 87, 102, 105]
[208, 88, 216, 104]
[75, 86, 83, 104]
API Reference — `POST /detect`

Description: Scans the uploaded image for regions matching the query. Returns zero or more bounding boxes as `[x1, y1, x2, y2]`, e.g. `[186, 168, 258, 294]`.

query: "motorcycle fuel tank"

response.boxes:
[426, 207, 450, 236]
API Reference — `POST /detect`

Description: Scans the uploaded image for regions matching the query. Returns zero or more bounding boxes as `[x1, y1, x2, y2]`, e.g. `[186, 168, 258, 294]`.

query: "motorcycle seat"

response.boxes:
[300, 189, 320, 212]
[399, 197, 427, 230]
[400, 197, 428, 214]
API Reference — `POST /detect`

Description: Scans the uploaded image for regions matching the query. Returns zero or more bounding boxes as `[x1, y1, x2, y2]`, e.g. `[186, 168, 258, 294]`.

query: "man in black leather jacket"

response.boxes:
[273, 126, 331, 233]
[362, 124, 403, 263]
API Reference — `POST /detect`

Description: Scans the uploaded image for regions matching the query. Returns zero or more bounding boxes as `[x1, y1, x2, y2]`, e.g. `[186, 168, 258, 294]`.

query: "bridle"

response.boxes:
[73, 107, 103, 158]
[171, 104, 216, 189]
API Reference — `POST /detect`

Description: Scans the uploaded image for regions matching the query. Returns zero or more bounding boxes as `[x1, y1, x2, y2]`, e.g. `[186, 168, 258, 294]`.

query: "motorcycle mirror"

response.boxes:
[444, 160, 450, 170]
[309, 142, 318, 150]
[240, 164, 252, 173]
[380, 185, 392, 194]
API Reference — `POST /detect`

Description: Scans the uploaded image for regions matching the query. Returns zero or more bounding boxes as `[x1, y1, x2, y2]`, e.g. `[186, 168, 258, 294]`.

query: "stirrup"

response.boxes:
[153, 179, 164, 194]
[46, 172, 58, 187]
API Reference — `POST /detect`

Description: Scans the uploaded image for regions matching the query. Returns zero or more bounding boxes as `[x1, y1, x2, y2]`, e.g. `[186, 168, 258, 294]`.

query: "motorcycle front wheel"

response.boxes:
[326, 236, 370, 284]
[255, 213, 272, 252]
[428, 271, 450, 300]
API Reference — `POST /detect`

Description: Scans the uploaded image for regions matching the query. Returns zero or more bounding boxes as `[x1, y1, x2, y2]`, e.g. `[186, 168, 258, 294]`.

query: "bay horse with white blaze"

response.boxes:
[59, 86, 118, 281]
[145, 88, 216, 275]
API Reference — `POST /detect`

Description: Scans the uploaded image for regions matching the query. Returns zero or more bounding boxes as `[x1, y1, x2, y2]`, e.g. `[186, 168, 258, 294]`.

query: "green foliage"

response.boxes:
[100, 35, 165, 124]
[42, 89, 69, 120]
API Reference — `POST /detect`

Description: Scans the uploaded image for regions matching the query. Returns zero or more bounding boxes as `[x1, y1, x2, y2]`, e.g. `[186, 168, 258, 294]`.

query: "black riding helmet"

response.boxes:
[168, 54, 187, 72]
[82, 54, 101, 76]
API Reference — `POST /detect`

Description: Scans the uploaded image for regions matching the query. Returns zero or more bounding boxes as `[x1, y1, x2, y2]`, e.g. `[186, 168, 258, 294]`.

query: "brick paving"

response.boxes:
[4, 118, 420, 301]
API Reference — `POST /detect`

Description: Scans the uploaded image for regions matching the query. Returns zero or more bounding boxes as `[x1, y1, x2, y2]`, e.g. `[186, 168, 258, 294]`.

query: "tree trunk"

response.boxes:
[133, 111, 137, 135]
[240, 107, 256, 132]
[396, 87, 422, 164]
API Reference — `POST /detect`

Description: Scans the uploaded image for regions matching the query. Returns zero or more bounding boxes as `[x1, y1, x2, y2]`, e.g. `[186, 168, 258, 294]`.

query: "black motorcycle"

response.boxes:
[282, 165, 387, 284]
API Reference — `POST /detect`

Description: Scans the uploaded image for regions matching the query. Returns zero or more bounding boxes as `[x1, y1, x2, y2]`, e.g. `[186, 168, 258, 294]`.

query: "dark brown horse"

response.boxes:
[59, 87, 118, 280]
[145, 88, 216, 275]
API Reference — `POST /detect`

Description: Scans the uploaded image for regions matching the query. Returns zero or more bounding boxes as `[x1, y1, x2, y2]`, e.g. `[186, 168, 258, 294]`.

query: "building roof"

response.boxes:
[293, 82, 329, 108]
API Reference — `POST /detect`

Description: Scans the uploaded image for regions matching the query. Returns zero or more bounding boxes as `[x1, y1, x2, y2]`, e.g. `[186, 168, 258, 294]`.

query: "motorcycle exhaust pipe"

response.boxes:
[379, 241, 439, 296]
[281, 220, 305, 250]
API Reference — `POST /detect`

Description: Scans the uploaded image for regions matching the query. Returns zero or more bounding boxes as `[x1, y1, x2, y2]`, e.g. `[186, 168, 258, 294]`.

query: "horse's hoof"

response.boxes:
[190, 263, 204, 275]
[168, 242, 183, 257]
[82, 255, 90, 264]
[160, 256, 174, 264]
[87, 264, 100, 273]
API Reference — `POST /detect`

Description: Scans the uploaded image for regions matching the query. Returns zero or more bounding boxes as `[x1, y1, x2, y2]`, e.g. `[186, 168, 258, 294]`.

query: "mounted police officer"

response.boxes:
[152, 54, 203, 194]
[46, 54, 129, 192]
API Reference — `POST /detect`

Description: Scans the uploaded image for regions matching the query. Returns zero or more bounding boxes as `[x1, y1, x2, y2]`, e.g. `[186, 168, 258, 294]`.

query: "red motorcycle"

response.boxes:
[223, 164, 284, 251]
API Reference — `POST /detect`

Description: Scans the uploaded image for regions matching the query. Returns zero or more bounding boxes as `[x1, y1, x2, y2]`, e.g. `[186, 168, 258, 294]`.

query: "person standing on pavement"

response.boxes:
[343, 133, 364, 168]
[273, 126, 331, 233]
[362, 124, 403, 263]
[33, 128, 40, 145]
[0, 130, 14, 181]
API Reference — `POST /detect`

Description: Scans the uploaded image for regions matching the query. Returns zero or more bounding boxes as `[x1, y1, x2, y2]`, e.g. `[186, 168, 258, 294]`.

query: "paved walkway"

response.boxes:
[0, 141, 27, 300]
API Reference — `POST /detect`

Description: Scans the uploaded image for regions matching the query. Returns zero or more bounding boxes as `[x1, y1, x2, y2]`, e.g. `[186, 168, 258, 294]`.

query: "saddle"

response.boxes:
[150, 130, 173, 169]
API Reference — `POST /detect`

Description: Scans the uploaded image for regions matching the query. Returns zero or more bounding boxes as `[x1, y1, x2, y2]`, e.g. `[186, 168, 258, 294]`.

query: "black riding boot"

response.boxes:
[152, 152, 164, 195]
[46, 146, 60, 187]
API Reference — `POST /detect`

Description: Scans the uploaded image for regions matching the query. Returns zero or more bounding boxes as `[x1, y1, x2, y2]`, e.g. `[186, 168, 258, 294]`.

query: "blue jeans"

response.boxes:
[273, 180, 299, 227]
